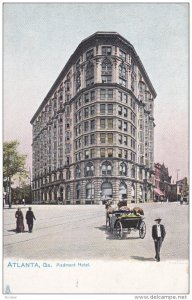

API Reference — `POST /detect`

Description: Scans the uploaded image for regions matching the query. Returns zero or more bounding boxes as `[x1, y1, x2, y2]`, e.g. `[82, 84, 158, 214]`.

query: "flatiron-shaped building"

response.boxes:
[31, 32, 156, 205]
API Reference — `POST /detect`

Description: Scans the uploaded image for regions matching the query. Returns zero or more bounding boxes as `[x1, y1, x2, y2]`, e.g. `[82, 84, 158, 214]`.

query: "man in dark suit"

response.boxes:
[26, 207, 36, 233]
[152, 218, 166, 262]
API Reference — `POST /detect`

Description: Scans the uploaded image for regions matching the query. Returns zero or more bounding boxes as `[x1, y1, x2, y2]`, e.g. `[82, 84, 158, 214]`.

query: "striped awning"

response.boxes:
[154, 188, 164, 196]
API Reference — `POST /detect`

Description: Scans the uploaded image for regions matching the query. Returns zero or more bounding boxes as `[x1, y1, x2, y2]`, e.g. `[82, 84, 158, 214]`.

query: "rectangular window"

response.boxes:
[107, 148, 113, 157]
[84, 121, 89, 132]
[91, 119, 95, 130]
[124, 136, 128, 145]
[118, 120, 122, 130]
[118, 105, 122, 115]
[100, 119, 106, 129]
[118, 149, 122, 158]
[107, 133, 113, 144]
[84, 135, 89, 146]
[100, 148, 105, 157]
[85, 150, 89, 159]
[90, 134, 95, 144]
[90, 148, 95, 158]
[100, 133, 106, 143]
[107, 89, 113, 99]
[124, 150, 128, 159]
[84, 107, 89, 118]
[79, 138, 81, 148]
[119, 134, 122, 144]
[90, 105, 95, 116]
[124, 107, 128, 117]
[79, 124, 81, 134]
[107, 104, 113, 114]
[79, 111, 82, 121]
[100, 89, 106, 99]
[84, 93, 89, 103]
[102, 46, 112, 55]
[100, 104, 105, 114]
[102, 75, 112, 83]
[124, 122, 128, 131]
[91, 90, 95, 101]
[108, 118, 113, 129]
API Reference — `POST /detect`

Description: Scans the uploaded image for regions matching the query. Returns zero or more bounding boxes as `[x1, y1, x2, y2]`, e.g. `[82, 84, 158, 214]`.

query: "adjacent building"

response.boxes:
[154, 163, 173, 201]
[30, 32, 157, 205]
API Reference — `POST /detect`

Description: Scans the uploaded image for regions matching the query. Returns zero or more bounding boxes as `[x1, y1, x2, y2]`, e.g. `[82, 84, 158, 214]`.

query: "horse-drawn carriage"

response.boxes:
[105, 202, 146, 239]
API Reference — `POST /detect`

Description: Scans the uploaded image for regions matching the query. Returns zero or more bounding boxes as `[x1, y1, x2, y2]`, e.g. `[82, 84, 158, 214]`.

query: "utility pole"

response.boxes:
[176, 169, 180, 202]
[176, 169, 180, 181]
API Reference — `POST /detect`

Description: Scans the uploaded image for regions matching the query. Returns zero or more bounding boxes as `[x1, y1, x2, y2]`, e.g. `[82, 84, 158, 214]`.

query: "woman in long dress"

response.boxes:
[15, 208, 24, 233]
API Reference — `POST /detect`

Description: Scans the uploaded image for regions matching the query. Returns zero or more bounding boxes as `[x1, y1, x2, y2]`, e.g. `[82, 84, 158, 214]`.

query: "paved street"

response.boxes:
[3, 202, 189, 294]
[4, 202, 189, 260]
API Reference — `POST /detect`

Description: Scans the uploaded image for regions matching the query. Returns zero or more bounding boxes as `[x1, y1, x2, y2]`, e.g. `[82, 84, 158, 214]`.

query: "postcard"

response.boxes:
[2, 2, 190, 298]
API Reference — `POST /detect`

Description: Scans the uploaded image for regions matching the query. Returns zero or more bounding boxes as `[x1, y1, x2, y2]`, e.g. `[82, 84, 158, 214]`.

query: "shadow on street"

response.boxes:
[131, 256, 155, 261]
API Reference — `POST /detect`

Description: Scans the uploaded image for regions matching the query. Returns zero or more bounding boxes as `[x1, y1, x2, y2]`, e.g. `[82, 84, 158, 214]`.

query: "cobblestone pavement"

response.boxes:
[3, 202, 189, 261]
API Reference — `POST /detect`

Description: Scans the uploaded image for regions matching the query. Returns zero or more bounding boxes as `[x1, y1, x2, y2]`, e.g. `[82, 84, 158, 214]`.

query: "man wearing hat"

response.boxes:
[152, 218, 166, 262]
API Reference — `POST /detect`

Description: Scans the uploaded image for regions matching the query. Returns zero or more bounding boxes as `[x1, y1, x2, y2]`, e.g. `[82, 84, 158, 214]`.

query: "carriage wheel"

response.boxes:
[115, 220, 123, 239]
[139, 221, 146, 239]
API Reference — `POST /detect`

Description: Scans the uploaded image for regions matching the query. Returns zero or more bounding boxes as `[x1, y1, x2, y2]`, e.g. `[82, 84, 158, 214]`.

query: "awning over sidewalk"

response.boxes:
[154, 188, 164, 196]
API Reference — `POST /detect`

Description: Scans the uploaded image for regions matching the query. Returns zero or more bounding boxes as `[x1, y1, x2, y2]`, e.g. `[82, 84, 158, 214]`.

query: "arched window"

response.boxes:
[76, 165, 81, 178]
[119, 182, 127, 199]
[76, 184, 80, 200]
[119, 162, 127, 176]
[85, 162, 94, 177]
[131, 165, 136, 178]
[86, 62, 94, 87]
[102, 59, 112, 83]
[101, 161, 112, 176]
[101, 182, 113, 200]
[86, 182, 95, 199]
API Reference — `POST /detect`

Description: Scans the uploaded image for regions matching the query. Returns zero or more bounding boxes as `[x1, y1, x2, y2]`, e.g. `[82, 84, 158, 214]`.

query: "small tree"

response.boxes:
[3, 140, 27, 208]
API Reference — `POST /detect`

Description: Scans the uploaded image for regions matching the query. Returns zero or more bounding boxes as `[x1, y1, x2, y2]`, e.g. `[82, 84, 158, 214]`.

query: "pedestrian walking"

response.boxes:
[22, 198, 25, 206]
[15, 208, 24, 233]
[26, 207, 36, 233]
[152, 218, 166, 262]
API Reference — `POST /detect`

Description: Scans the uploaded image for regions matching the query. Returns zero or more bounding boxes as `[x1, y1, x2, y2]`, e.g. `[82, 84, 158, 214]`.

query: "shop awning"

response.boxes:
[154, 188, 164, 196]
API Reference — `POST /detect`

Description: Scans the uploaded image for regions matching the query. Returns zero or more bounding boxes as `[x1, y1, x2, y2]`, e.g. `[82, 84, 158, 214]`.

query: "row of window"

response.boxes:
[76, 162, 136, 178]
[75, 148, 136, 161]
[75, 90, 136, 111]
[75, 104, 136, 124]
[86, 47, 126, 61]
[75, 133, 136, 150]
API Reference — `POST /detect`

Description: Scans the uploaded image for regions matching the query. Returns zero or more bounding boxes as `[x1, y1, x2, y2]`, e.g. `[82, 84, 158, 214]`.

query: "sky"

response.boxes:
[3, 2, 189, 183]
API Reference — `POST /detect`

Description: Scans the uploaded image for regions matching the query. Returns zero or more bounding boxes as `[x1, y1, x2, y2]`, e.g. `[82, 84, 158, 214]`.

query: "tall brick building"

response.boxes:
[30, 32, 156, 204]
